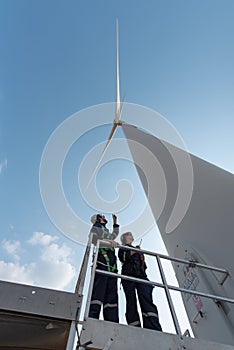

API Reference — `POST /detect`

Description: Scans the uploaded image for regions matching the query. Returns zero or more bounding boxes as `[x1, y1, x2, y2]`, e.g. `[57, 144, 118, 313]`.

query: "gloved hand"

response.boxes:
[112, 214, 117, 224]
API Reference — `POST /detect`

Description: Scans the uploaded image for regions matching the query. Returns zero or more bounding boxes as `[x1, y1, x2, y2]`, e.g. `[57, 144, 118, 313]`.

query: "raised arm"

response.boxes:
[111, 214, 119, 240]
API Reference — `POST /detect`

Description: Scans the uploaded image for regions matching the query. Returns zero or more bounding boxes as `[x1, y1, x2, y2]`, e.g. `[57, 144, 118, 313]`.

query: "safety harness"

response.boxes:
[98, 227, 117, 272]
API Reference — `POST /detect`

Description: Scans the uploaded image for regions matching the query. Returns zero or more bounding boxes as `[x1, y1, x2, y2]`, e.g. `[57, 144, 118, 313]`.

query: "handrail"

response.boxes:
[116, 243, 229, 283]
[84, 239, 233, 336]
[95, 269, 234, 304]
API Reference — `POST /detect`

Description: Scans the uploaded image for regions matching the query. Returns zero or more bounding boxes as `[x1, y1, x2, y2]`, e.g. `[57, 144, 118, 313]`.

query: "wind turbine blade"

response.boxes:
[86, 123, 118, 189]
[119, 92, 125, 120]
[86, 19, 122, 189]
[115, 18, 121, 123]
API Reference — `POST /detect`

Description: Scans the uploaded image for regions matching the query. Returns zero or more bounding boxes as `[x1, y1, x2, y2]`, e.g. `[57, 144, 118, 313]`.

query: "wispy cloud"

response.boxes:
[0, 261, 35, 285]
[0, 232, 76, 290]
[35, 241, 76, 289]
[0, 159, 7, 175]
[2, 239, 21, 261]
[28, 231, 58, 246]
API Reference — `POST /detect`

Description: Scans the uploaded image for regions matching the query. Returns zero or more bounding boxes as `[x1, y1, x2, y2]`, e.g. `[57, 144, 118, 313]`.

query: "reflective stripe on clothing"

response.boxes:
[142, 312, 159, 318]
[121, 279, 162, 331]
[89, 272, 119, 323]
[90, 300, 102, 306]
[103, 303, 118, 309]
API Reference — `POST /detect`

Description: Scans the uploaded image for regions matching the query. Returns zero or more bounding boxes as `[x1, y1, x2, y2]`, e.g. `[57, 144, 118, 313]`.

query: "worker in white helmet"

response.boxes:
[89, 213, 119, 323]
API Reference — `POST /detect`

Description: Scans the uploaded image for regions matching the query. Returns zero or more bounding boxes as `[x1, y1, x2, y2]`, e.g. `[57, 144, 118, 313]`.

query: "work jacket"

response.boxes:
[118, 244, 148, 279]
[91, 222, 119, 247]
[91, 222, 119, 272]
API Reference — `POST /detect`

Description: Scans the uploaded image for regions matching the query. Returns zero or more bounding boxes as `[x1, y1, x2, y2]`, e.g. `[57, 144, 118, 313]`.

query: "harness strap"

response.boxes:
[99, 249, 117, 272]
[100, 226, 114, 252]
[95, 226, 117, 272]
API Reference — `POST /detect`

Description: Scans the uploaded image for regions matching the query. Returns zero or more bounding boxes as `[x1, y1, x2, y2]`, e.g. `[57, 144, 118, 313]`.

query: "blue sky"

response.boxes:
[0, 0, 233, 334]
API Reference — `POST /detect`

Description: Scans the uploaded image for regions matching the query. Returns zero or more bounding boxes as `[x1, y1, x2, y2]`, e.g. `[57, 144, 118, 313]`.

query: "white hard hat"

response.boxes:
[90, 214, 97, 224]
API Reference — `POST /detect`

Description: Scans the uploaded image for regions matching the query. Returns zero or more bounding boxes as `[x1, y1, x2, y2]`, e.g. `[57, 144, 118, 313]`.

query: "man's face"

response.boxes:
[98, 215, 107, 224]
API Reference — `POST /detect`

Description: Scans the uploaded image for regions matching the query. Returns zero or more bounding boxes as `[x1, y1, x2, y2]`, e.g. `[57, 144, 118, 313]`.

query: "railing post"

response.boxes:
[219, 271, 229, 285]
[66, 231, 93, 350]
[75, 231, 93, 295]
[84, 239, 100, 320]
[156, 255, 182, 337]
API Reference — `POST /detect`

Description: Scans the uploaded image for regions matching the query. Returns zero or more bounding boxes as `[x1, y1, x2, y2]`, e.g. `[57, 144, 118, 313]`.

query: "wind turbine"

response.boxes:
[86, 19, 124, 188]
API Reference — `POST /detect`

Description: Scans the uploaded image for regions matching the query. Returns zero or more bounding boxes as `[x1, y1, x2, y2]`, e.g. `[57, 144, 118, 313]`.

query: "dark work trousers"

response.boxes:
[122, 279, 162, 331]
[89, 251, 119, 323]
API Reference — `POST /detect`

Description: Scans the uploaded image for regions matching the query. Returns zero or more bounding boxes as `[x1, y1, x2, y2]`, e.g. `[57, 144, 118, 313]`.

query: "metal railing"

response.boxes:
[83, 239, 233, 338]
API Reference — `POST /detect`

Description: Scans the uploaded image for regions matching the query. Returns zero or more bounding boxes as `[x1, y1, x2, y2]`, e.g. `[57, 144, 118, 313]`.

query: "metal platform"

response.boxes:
[0, 280, 82, 349]
[1, 236, 234, 350]
[79, 317, 234, 350]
